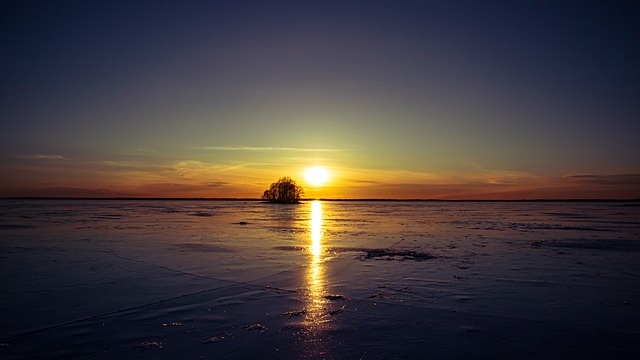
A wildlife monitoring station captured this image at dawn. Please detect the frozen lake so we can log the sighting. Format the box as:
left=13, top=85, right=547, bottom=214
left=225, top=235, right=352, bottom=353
left=1, top=199, right=639, bottom=359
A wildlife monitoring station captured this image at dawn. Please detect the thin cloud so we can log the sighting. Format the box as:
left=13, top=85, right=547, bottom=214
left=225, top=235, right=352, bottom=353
left=197, top=146, right=343, bottom=152
left=173, top=160, right=254, bottom=174
left=565, top=174, right=640, bottom=185
left=14, top=186, right=127, bottom=198
left=208, top=181, right=229, bottom=187
left=134, top=148, right=158, bottom=153
left=346, top=179, right=383, bottom=185
left=17, top=154, right=67, bottom=160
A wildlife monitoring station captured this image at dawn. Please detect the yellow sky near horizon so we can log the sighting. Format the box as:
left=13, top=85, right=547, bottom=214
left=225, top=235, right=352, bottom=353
left=2, top=150, right=638, bottom=199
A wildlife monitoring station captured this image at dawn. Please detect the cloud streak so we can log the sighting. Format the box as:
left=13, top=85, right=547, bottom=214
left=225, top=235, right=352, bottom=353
left=16, top=154, right=67, bottom=160
left=564, top=174, right=640, bottom=185
left=197, top=146, right=343, bottom=152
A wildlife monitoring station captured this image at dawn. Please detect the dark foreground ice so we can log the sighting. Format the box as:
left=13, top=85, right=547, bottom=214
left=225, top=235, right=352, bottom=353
left=1, top=200, right=639, bottom=359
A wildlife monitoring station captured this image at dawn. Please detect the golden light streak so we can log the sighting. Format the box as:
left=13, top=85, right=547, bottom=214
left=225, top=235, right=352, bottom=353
left=310, top=200, right=323, bottom=256
left=306, top=200, right=326, bottom=327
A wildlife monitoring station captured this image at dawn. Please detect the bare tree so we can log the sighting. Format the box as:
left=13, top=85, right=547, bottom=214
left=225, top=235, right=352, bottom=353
left=262, top=177, right=304, bottom=204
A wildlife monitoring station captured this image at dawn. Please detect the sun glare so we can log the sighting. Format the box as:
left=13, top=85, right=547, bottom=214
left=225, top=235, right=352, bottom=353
left=305, top=166, right=329, bottom=186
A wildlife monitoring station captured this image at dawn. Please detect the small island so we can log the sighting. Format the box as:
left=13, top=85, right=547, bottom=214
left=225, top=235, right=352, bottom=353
left=262, top=177, right=304, bottom=204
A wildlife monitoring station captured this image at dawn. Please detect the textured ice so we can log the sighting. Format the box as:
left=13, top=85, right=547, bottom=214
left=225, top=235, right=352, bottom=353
left=0, top=199, right=639, bottom=359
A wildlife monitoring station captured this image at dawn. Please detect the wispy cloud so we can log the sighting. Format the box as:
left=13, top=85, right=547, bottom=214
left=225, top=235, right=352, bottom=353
left=8, top=186, right=128, bottom=198
left=347, top=179, right=384, bottom=185
left=208, top=181, right=230, bottom=187
left=197, top=146, right=343, bottom=152
left=134, top=148, right=158, bottom=153
left=565, top=174, right=640, bottom=185
left=173, top=160, right=257, bottom=175
left=17, top=154, right=67, bottom=160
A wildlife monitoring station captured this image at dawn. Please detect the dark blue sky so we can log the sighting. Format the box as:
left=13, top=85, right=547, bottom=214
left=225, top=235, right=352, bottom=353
left=1, top=1, right=639, bottom=198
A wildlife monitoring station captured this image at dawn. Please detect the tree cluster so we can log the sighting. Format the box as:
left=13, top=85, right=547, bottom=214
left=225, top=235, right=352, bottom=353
left=262, top=177, right=304, bottom=204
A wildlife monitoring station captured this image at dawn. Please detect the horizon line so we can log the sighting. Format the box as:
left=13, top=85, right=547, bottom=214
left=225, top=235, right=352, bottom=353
left=2, top=197, right=639, bottom=203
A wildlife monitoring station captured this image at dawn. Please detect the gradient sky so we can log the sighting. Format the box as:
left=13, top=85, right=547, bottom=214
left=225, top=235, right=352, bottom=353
left=2, top=0, right=639, bottom=199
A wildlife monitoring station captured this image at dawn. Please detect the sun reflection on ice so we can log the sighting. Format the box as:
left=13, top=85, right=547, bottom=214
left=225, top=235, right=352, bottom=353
left=306, top=200, right=327, bottom=327
left=300, top=200, right=345, bottom=358
left=310, top=200, right=323, bottom=257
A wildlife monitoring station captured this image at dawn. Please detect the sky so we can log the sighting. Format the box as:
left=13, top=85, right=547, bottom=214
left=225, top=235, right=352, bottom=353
left=1, top=0, right=639, bottom=199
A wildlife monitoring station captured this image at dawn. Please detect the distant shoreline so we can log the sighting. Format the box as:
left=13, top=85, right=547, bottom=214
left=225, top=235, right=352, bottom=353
left=2, top=197, right=639, bottom=203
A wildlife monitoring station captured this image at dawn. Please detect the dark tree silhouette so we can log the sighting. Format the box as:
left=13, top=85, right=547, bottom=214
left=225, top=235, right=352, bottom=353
left=262, top=177, right=304, bottom=204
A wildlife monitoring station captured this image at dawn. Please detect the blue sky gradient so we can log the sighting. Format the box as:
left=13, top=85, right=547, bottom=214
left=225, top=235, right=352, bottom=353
left=2, top=1, right=639, bottom=198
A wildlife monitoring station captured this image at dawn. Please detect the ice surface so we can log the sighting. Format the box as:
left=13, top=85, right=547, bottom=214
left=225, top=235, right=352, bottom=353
left=1, top=200, right=639, bottom=359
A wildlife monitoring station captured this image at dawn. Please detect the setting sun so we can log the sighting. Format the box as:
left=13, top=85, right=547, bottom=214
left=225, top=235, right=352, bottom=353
left=305, top=166, right=329, bottom=186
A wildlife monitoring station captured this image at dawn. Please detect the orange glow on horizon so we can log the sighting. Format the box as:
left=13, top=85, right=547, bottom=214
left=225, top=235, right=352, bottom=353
left=2, top=158, right=638, bottom=200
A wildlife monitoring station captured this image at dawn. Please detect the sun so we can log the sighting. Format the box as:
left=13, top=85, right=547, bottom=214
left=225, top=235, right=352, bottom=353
left=305, top=166, right=329, bottom=186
